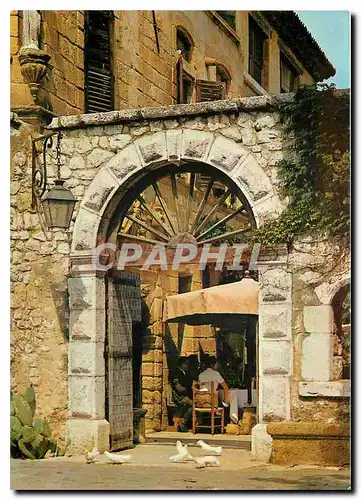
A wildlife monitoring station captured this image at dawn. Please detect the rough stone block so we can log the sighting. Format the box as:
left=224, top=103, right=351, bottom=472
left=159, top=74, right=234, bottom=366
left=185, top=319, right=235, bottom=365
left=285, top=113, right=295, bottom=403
left=259, top=267, right=292, bottom=304
left=68, top=341, right=105, bottom=376
left=142, top=376, right=162, bottom=391
left=237, top=154, right=272, bottom=202
left=67, top=418, right=110, bottom=454
left=108, top=134, right=132, bottom=152
left=253, top=194, right=285, bottom=227
left=259, top=376, right=289, bottom=422
left=303, top=305, right=334, bottom=334
left=82, top=167, right=118, bottom=214
left=87, top=148, right=114, bottom=169
left=259, top=304, right=291, bottom=339
left=298, top=380, right=350, bottom=398
left=207, top=135, right=248, bottom=172
left=68, top=276, right=105, bottom=311
left=135, top=131, right=167, bottom=165
left=71, top=207, right=100, bottom=252
left=106, top=143, right=143, bottom=180
left=69, top=307, right=105, bottom=342
left=251, top=423, right=272, bottom=462
left=181, top=129, right=213, bottom=161
left=261, top=341, right=292, bottom=375
left=165, top=129, right=182, bottom=161
left=301, top=333, right=333, bottom=381
left=69, top=375, right=105, bottom=418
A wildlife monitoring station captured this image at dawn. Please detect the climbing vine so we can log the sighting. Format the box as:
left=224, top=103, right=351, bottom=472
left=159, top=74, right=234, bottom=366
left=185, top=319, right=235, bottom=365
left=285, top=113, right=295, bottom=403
left=253, top=84, right=350, bottom=245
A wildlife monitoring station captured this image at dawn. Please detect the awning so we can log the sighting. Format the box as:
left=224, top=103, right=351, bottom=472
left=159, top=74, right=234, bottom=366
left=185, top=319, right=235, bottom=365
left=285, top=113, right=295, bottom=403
left=164, top=275, right=259, bottom=326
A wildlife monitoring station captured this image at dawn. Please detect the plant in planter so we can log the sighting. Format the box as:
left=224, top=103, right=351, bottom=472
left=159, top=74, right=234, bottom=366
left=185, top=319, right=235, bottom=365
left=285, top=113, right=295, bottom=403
left=10, top=385, right=57, bottom=459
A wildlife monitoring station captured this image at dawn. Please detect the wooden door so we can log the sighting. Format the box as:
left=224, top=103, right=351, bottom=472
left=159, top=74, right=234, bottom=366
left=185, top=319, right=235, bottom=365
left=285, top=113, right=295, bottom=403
left=106, top=271, right=141, bottom=451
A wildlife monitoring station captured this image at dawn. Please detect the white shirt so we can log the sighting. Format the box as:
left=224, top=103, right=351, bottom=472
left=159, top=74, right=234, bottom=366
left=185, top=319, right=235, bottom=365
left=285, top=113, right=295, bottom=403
left=198, top=368, right=224, bottom=392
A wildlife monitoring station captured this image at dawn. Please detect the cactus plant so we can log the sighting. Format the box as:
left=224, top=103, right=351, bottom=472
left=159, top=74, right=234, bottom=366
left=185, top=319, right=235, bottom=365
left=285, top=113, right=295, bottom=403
left=12, top=394, right=33, bottom=426
left=23, top=385, right=36, bottom=418
left=10, top=385, right=57, bottom=460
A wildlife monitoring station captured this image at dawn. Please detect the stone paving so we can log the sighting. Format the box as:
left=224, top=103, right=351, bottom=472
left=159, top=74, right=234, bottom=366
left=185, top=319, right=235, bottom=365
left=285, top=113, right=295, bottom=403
left=11, top=444, right=351, bottom=491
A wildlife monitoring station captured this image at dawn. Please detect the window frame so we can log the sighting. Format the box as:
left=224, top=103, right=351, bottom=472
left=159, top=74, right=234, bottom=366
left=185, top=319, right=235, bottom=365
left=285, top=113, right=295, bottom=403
left=84, top=10, right=114, bottom=113
left=248, top=15, right=267, bottom=86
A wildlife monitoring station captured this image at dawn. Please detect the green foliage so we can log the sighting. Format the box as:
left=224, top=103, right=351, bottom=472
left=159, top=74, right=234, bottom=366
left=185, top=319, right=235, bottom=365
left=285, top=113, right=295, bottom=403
left=10, top=385, right=57, bottom=460
left=254, top=84, right=350, bottom=245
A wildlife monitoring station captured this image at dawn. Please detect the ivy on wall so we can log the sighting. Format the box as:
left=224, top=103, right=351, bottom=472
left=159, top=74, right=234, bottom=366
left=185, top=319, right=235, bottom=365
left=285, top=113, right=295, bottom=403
left=253, top=84, right=350, bottom=245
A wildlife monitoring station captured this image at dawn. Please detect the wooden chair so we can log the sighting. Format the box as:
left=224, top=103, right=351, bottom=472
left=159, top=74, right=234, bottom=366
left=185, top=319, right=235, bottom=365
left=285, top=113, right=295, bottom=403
left=192, top=381, right=225, bottom=435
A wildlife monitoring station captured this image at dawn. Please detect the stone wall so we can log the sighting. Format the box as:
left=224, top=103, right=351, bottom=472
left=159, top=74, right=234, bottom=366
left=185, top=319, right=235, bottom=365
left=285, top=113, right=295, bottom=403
left=10, top=96, right=349, bottom=450
left=10, top=116, right=69, bottom=450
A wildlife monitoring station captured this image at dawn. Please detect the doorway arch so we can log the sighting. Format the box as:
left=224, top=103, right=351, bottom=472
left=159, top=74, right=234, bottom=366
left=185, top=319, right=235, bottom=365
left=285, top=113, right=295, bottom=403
left=67, top=128, right=291, bottom=453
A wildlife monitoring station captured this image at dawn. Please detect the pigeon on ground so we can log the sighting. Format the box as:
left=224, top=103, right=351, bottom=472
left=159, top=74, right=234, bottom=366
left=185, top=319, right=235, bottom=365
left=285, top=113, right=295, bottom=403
left=104, top=451, right=131, bottom=464
left=85, top=447, right=100, bottom=464
left=196, top=440, right=222, bottom=455
left=195, top=456, right=221, bottom=468
left=170, top=441, right=194, bottom=462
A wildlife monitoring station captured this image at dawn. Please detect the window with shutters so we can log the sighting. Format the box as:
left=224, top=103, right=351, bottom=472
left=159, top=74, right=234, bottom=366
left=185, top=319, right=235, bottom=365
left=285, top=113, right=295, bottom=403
left=84, top=10, right=114, bottom=113
left=176, top=27, right=193, bottom=63
left=195, top=80, right=224, bottom=102
left=176, top=57, right=194, bottom=104
left=248, top=16, right=266, bottom=86
left=280, top=55, right=298, bottom=93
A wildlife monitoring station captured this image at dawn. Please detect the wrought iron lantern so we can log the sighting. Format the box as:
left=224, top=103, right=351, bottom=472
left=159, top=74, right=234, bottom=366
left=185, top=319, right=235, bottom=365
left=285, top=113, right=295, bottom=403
left=32, top=131, right=76, bottom=229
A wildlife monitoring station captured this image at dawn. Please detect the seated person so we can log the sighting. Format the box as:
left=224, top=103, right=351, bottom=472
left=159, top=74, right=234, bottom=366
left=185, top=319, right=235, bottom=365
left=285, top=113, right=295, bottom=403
left=170, top=356, right=193, bottom=432
left=198, top=356, right=229, bottom=407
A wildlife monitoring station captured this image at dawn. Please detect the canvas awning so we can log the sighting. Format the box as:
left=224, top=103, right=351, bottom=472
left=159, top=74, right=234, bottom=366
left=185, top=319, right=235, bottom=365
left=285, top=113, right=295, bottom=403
left=164, top=275, right=259, bottom=326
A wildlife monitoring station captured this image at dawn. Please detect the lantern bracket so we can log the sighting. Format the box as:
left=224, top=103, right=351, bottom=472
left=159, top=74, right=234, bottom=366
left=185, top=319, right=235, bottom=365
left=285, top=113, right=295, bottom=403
left=31, top=131, right=62, bottom=209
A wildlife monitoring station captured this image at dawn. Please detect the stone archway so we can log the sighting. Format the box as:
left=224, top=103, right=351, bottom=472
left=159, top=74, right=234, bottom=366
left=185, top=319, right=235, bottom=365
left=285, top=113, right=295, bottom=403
left=67, top=129, right=292, bottom=454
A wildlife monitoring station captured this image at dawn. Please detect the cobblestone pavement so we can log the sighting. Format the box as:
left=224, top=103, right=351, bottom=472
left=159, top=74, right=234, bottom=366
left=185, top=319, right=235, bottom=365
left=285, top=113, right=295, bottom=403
left=11, top=445, right=351, bottom=491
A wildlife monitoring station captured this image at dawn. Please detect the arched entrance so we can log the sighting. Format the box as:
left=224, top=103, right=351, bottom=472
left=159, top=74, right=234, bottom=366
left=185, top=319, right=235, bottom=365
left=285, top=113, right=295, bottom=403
left=67, top=129, right=292, bottom=454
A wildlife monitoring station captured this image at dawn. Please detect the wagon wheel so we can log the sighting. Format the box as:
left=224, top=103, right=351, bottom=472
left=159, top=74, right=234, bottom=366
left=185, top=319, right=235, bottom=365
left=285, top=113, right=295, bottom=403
left=116, top=169, right=254, bottom=248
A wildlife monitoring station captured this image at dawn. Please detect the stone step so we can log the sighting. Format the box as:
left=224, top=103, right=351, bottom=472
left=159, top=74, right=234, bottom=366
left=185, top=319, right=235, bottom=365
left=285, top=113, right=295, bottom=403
left=143, top=432, right=252, bottom=450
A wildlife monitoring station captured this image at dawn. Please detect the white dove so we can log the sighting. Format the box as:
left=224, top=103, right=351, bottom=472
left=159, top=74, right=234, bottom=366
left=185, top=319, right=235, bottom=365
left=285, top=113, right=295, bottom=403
left=104, top=451, right=131, bottom=464
left=195, top=456, right=220, bottom=468
left=170, top=441, right=194, bottom=462
left=196, top=440, right=222, bottom=455
left=85, top=447, right=100, bottom=464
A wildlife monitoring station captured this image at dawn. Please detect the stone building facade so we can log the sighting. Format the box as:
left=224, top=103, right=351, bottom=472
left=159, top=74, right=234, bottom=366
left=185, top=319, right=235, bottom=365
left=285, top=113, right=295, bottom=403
left=11, top=10, right=349, bottom=462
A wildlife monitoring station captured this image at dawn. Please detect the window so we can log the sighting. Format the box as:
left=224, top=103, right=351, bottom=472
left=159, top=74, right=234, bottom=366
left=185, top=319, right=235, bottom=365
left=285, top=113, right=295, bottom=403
left=176, top=57, right=194, bottom=104
left=216, top=11, right=236, bottom=31
left=178, top=274, right=192, bottom=294
left=248, top=16, right=266, bottom=85
left=84, top=11, right=114, bottom=113
left=176, top=27, right=193, bottom=63
left=280, top=55, right=298, bottom=93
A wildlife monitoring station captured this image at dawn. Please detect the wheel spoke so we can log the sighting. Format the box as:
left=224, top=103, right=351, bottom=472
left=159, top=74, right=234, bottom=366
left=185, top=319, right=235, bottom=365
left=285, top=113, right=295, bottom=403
left=136, top=194, right=173, bottom=237
left=190, top=178, right=214, bottom=233
left=123, top=214, right=169, bottom=242
left=194, top=187, right=232, bottom=237
left=197, top=225, right=252, bottom=245
left=196, top=205, right=245, bottom=241
left=184, top=172, right=196, bottom=233
left=152, top=182, right=176, bottom=235
left=118, top=232, right=167, bottom=246
left=171, top=173, right=180, bottom=232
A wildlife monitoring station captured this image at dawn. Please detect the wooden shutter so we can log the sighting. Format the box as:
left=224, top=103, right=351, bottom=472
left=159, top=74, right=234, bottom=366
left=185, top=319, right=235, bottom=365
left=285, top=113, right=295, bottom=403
left=195, top=80, right=225, bottom=102
left=84, top=11, right=114, bottom=113
left=106, top=271, right=141, bottom=451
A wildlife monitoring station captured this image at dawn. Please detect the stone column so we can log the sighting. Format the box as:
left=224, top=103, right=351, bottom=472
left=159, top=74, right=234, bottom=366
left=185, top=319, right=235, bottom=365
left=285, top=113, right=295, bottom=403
left=252, top=246, right=293, bottom=461
left=67, top=258, right=109, bottom=453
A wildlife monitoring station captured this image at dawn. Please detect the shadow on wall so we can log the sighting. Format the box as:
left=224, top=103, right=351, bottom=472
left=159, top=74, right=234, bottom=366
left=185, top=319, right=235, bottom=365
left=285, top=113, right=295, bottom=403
left=51, top=282, right=70, bottom=343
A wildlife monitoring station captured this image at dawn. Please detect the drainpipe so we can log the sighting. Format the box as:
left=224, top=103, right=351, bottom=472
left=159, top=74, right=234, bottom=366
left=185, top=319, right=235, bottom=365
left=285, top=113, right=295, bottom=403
left=152, top=11, right=160, bottom=54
